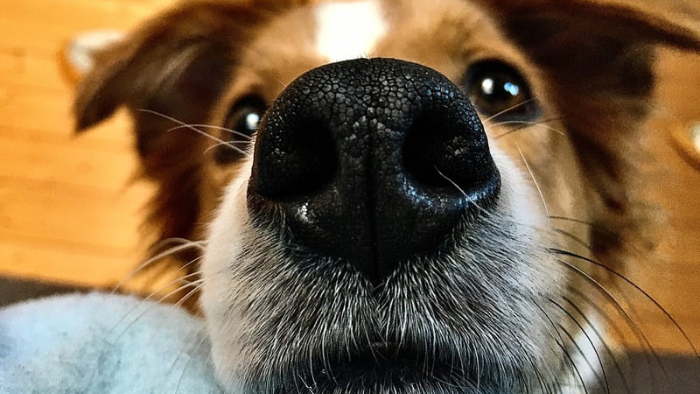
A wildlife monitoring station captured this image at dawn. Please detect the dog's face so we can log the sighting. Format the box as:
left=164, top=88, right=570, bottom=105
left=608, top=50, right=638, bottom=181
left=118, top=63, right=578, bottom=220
left=203, top=3, right=572, bottom=392
left=74, top=0, right=700, bottom=393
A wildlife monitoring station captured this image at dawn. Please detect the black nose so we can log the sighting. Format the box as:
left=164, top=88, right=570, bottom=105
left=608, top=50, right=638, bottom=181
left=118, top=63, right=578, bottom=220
left=248, top=58, right=500, bottom=284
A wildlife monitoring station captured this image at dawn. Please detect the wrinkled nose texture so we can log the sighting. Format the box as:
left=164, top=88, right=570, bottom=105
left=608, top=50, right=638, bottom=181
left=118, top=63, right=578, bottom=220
left=248, top=58, right=500, bottom=284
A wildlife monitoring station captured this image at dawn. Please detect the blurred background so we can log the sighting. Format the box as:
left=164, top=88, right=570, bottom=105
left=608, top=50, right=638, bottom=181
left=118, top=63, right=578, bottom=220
left=0, top=0, right=699, bottom=366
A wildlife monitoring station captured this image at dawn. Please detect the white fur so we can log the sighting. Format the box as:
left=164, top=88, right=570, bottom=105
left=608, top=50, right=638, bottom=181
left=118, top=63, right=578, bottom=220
left=314, top=0, right=388, bottom=62
left=566, top=317, right=608, bottom=393
left=66, top=30, right=124, bottom=75
left=202, top=155, right=255, bottom=392
left=201, top=139, right=566, bottom=393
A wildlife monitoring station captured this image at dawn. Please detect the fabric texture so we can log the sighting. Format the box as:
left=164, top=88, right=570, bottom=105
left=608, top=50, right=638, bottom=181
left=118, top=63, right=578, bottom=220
left=0, top=293, right=222, bottom=394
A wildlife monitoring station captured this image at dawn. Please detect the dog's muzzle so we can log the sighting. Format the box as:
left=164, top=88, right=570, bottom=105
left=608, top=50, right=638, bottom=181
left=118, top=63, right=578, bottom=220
left=248, top=58, right=500, bottom=284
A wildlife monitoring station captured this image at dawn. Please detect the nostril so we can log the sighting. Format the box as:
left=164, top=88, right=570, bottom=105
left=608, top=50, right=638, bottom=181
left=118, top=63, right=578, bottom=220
left=248, top=58, right=501, bottom=284
left=403, top=102, right=496, bottom=195
left=253, top=117, right=337, bottom=200
left=403, top=110, right=456, bottom=190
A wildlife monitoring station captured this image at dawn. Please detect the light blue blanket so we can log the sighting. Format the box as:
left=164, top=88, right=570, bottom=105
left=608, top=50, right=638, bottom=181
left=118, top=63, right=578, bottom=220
left=0, top=293, right=223, bottom=394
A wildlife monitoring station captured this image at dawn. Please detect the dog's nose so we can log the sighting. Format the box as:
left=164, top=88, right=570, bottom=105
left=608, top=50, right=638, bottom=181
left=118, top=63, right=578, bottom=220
left=248, top=58, right=500, bottom=284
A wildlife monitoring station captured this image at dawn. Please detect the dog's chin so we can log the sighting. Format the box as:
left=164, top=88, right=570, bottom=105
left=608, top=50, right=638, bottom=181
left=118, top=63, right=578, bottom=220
left=280, top=372, right=503, bottom=394
left=281, top=344, right=516, bottom=394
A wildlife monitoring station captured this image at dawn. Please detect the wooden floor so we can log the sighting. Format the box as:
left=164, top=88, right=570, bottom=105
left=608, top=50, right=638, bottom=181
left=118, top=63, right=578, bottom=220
left=1, top=0, right=699, bottom=354
left=0, top=0, right=172, bottom=285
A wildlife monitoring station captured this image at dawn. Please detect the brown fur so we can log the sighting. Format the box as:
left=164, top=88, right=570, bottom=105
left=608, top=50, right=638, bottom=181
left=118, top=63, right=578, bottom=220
left=75, top=0, right=308, bottom=268
left=480, top=0, right=700, bottom=258
left=75, top=0, right=700, bottom=295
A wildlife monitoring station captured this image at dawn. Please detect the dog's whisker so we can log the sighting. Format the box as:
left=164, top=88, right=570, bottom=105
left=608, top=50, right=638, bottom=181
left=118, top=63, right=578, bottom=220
left=306, top=345, right=320, bottom=391
left=204, top=140, right=254, bottom=156
left=548, top=216, right=626, bottom=240
left=427, top=319, right=439, bottom=376
left=531, top=365, right=555, bottom=394
left=167, top=123, right=253, bottom=140
left=137, top=109, right=248, bottom=155
left=484, top=98, right=539, bottom=122
left=446, top=329, right=467, bottom=386
left=549, top=216, right=646, bottom=256
left=562, top=296, right=633, bottom=394
left=106, top=263, right=203, bottom=337
left=529, top=305, right=563, bottom=394
left=435, top=167, right=571, bottom=252
left=533, top=302, right=588, bottom=394
left=568, top=285, right=647, bottom=391
left=555, top=322, right=599, bottom=394
left=112, top=239, right=205, bottom=294
left=435, top=167, right=467, bottom=196
left=44, top=0, right=700, bottom=392
left=553, top=248, right=700, bottom=359
left=294, top=372, right=313, bottom=394
left=160, top=324, right=205, bottom=391
left=108, top=273, right=204, bottom=342
left=494, top=119, right=567, bottom=139
left=549, top=299, right=609, bottom=394
left=127, top=279, right=206, bottom=376
left=516, top=142, right=550, bottom=217
left=272, top=77, right=288, bottom=90
left=553, top=229, right=594, bottom=255
left=173, top=280, right=205, bottom=309
left=318, top=325, right=331, bottom=385
left=553, top=256, right=667, bottom=378
left=146, top=264, right=204, bottom=302
left=171, top=326, right=210, bottom=394
left=150, top=237, right=208, bottom=252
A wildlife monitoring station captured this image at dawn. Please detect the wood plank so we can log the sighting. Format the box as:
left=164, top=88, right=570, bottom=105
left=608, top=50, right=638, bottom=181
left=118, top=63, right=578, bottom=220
left=0, top=177, right=150, bottom=252
left=0, top=86, right=134, bottom=149
left=0, top=135, right=138, bottom=192
left=0, top=0, right=171, bottom=53
left=0, top=237, right=140, bottom=286
left=0, top=0, right=167, bottom=289
left=2, top=124, right=134, bottom=154
left=0, top=48, right=72, bottom=92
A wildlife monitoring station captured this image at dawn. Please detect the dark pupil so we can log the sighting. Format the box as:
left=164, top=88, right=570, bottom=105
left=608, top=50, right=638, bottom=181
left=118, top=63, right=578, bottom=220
left=465, top=60, right=539, bottom=122
left=235, top=109, right=261, bottom=135
left=214, top=104, right=263, bottom=165
left=476, top=73, right=522, bottom=109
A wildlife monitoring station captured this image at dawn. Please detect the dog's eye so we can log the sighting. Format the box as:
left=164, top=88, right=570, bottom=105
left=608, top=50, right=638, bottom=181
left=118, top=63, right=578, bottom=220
left=465, top=60, right=540, bottom=121
left=215, top=96, right=267, bottom=164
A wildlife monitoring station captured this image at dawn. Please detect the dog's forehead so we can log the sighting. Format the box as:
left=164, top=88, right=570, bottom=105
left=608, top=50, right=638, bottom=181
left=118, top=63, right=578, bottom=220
left=311, top=0, right=512, bottom=65
left=207, top=0, right=552, bottom=207
left=232, top=0, right=527, bottom=96
left=314, top=0, right=388, bottom=63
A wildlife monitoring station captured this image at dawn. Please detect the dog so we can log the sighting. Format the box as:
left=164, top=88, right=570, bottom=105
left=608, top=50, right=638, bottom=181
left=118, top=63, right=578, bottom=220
left=72, top=0, right=700, bottom=392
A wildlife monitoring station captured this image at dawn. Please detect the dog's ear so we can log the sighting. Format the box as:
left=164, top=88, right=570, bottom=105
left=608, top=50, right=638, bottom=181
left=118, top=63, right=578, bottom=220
left=483, top=0, right=700, bottom=48
left=481, top=0, right=700, bottom=255
left=74, top=0, right=290, bottom=157
left=73, top=0, right=301, bottom=263
left=480, top=0, right=700, bottom=128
